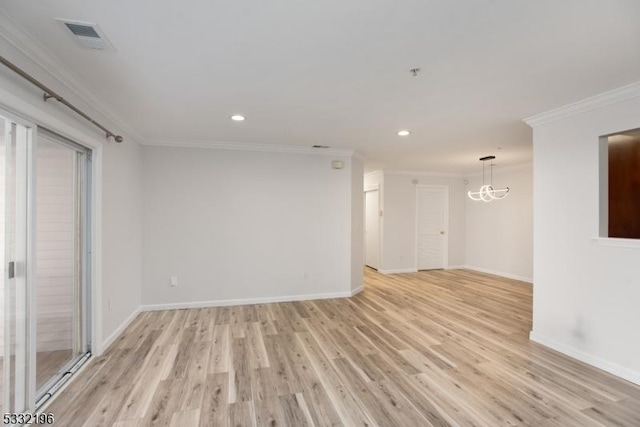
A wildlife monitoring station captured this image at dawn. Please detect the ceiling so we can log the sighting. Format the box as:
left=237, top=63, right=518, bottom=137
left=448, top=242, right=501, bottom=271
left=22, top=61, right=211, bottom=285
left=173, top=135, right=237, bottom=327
left=2, top=1, right=640, bottom=173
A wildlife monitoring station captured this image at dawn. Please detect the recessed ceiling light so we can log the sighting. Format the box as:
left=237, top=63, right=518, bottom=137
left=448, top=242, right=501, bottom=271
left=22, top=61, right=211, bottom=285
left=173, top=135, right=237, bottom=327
left=397, top=130, right=410, bottom=136
left=230, top=115, right=245, bottom=121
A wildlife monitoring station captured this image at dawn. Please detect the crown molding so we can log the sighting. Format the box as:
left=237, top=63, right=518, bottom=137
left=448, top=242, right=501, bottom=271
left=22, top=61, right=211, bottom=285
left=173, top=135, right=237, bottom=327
left=351, top=151, right=366, bottom=162
left=0, top=10, right=144, bottom=143
left=143, top=138, right=358, bottom=157
left=524, top=81, right=640, bottom=128
left=464, top=161, right=533, bottom=178
left=383, top=169, right=463, bottom=178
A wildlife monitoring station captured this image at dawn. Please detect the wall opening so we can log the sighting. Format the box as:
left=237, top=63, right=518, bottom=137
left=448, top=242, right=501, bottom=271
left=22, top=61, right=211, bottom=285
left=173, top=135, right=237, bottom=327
left=600, top=128, right=640, bottom=239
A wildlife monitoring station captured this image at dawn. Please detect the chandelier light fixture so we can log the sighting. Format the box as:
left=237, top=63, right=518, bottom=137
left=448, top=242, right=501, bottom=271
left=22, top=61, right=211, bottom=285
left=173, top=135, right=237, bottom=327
left=467, top=155, right=510, bottom=202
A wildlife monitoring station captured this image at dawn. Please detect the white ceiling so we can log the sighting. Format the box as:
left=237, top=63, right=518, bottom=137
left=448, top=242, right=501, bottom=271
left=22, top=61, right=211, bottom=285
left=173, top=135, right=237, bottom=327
left=2, top=0, right=640, bottom=173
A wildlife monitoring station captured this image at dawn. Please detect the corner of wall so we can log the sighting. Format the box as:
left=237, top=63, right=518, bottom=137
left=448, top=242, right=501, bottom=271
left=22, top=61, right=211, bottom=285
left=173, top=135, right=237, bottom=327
left=529, top=331, right=640, bottom=386
left=351, top=156, right=365, bottom=292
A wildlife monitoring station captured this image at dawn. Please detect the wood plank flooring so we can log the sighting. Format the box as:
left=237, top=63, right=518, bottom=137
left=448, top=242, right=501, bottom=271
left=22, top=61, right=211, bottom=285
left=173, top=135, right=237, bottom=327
left=1, top=349, right=72, bottom=413
left=46, top=269, right=640, bottom=426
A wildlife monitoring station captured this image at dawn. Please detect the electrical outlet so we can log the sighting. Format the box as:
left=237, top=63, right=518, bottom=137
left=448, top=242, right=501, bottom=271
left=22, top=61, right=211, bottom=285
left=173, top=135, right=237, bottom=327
left=170, top=275, right=179, bottom=287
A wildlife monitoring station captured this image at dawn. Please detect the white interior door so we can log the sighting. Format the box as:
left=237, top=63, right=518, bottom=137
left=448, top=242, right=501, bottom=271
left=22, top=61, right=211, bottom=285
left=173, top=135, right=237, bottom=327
left=417, top=186, right=448, bottom=270
left=365, top=189, right=380, bottom=270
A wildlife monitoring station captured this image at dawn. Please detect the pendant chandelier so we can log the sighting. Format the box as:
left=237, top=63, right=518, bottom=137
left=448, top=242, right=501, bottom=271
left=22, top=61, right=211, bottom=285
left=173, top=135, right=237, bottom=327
left=467, top=155, right=510, bottom=202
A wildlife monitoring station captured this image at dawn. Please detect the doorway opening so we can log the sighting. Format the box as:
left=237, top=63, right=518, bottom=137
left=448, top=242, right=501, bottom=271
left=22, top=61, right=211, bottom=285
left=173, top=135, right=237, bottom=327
left=364, top=189, right=380, bottom=270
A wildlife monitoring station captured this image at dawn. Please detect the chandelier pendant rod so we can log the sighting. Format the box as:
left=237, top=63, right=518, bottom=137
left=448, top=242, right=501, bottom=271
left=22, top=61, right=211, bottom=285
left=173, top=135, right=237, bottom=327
left=467, top=155, right=510, bottom=202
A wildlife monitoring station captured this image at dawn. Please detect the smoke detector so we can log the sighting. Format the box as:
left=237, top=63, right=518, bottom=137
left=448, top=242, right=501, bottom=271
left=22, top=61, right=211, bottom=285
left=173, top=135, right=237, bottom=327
left=56, top=19, right=115, bottom=51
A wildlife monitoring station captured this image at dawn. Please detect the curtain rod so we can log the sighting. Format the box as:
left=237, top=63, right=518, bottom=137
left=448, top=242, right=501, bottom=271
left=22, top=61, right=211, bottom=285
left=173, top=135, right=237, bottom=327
left=0, top=54, right=123, bottom=143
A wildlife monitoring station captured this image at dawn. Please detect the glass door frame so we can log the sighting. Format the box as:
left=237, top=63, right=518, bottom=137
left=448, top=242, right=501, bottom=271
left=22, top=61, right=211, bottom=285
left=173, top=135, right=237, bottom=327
left=2, top=110, right=38, bottom=414
left=1, top=107, right=94, bottom=413
left=34, top=128, right=93, bottom=404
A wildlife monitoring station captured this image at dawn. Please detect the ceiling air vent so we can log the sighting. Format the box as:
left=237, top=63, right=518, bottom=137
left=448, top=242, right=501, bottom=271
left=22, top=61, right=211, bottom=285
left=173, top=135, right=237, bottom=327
left=56, top=19, right=115, bottom=51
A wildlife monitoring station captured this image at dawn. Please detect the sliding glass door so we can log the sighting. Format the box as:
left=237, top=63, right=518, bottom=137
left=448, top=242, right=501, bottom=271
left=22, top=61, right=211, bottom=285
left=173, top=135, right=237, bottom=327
left=34, top=129, right=91, bottom=401
left=1, top=112, right=92, bottom=415
left=2, top=115, right=34, bottom=415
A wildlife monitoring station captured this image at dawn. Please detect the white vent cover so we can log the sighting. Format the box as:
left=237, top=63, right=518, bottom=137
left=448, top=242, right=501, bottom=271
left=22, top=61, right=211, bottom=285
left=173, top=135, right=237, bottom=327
left=56, top=19, right=115, bottom=51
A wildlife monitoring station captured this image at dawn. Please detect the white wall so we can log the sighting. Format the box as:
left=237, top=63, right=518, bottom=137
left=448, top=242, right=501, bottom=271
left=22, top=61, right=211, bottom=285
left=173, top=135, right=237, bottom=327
left=464, top=164, right=533, bottom=282
left=141, top=146, right=360, bottom=307
left=363, top=171, right=466, bottom=273
left=0, top=35, right=143, bottom=353
left=528, top=85, right=640, bottom=385
left=99, top=134, right=142, bottom=346
left=350, top=157, right=364, bottom=292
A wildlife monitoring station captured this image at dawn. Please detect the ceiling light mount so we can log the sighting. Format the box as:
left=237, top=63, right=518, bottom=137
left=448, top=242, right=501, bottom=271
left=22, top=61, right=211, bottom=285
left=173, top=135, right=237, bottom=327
left=397, top=130, right=410, bottom=136
left=467, top=155, right=510, bottom=202
left=230, top=114, right=245, bottom=121
left=409, top=68, right=421, bottom=77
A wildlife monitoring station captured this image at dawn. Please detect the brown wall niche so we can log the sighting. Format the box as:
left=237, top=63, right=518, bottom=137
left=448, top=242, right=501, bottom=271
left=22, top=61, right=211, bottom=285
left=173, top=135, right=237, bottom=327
left=608, top=131, right=640, bottom=238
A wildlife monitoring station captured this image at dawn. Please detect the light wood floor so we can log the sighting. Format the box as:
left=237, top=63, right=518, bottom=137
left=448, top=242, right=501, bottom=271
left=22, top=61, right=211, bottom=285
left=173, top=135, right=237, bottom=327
left=36, top=349, right=74, bottom=390
left=47, top=269, right=640, bottom=426
left=1, top=349, right=72, bottom=413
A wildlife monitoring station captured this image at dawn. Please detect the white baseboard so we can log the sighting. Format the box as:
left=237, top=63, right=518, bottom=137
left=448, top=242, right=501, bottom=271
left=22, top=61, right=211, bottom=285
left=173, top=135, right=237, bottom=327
left=446, top=265, right=466, bottom=270
left=101, top=288, right=363, bottom=352
left=462, top=265, right=533, bottom=283
left=100, top=306, right=141, bottom=353
left=378, top=268, right=418, bottom=274
left=529, top=331, right=640, bottom=386
left=140, top=290, right=355, bottom=312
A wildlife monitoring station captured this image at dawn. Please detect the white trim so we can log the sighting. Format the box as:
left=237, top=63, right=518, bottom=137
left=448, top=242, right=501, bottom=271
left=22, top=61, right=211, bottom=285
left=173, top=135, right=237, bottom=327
left=143, top=139, right=358, bottom=157
left=350, top=285, right=364, bottom=296
left=364, top=170, right=384, bottom=180
left=0, top=87, right=107, bottom=359
left=364, top=187, right=381, bottom=270
left=0, top=90, right=107, bottom=151
left=524, top=80, right=640, bottom=128
left=102, top=285, right=364, bottom=350
left=529, top=332, right=640, bottom=386
left=463, top=265, right=533, bottom=283
left=89, top=146, right=103, bottom=356
left=445, top=265, right=466, bottom=270
left=0, top=11, right=143, bottom=142
left=591, top=237, right=640, bottom=249
left=378, top=268, right=418, bottom=274
left=384, top=169, right=462, bottom=178
left=100, top=306, right=141, bottom=352
left=140, top=290, right=355, bottom=312
left=352, top=151, right=366, bottom=162
left=464, top=162, right=533, bottom=178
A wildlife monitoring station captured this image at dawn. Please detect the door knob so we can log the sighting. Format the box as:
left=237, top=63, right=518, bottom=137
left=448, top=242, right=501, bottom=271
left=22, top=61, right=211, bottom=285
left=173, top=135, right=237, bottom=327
left=440, top=231, right=445, bottom=235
